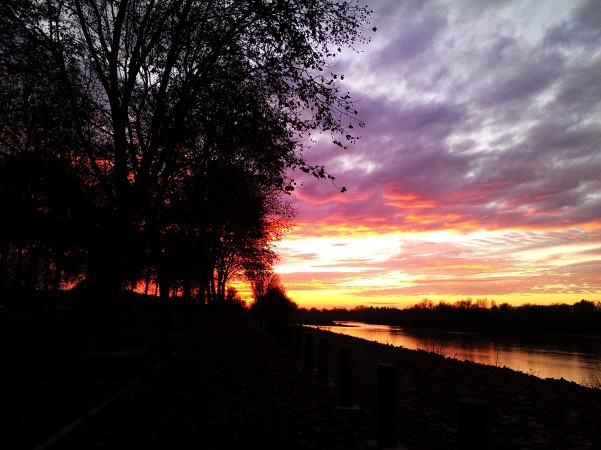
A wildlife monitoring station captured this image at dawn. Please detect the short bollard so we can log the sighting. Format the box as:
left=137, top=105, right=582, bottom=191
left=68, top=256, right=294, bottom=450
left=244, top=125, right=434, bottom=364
left=304, top=332, right=314, bottom=370
left=377, top=364, right=397, bottom=449
left=287, top=325, right=296, bottom=354
left=278, top=322, right=287, bottom=347
left=458, top=398, right=491, bottom=450
left=1, top=351, right=8, bottom=398
left=294, top=327, right=304, bottom=360
left=318, top=338, right=330, bottom=384
left=339, top=347, right=353, bottom=407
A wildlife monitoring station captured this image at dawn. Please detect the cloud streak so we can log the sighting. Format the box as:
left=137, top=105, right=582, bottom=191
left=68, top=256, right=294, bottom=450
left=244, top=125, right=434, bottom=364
left=275, top=0, right=601, bottom=308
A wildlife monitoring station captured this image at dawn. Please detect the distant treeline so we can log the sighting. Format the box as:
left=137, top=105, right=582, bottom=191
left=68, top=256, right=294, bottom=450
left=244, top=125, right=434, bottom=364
left=297, top=299, right=601, bottom=336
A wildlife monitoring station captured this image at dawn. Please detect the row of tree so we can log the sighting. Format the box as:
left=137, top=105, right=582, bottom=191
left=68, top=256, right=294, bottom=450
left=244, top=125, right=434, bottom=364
left=298, top=299, right=601, bottom=336
left=0, top=0, right=373, bottom=347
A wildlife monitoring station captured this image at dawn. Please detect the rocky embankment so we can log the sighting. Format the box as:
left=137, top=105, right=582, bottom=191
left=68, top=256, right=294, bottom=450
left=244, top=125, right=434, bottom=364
left=296, top=325, right=601, bottom=449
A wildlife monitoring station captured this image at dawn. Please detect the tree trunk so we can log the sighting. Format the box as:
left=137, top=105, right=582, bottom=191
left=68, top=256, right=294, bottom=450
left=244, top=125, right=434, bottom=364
left=42, top=247, right=51, bottom=316
left=182, top=268, right=193, bottom=325
left=23, top=246, right=39, bottom=310
left=46, top=245, right=63, bottom=319
left=0, top=242, right=7, bottom=289
left=157, top=262, right=174, bottom=333
left=90, top=218, right=125, bottom=351
left=12, top=245, right=24, bottom=310
left=210, top=277, right=218, bottom=315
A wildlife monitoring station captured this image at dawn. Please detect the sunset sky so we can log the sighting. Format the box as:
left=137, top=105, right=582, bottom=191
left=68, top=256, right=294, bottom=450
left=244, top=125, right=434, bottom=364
left=270, top=0, right=601, bottom=310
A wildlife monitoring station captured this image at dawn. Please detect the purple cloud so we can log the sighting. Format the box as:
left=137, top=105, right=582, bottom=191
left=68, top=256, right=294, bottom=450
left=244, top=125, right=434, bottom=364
left=276, top=0, right=601, bottom=306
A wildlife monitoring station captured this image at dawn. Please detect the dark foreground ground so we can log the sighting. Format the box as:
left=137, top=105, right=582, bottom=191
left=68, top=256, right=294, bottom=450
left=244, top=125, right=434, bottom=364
left=1, top=312, right=600, bottom=449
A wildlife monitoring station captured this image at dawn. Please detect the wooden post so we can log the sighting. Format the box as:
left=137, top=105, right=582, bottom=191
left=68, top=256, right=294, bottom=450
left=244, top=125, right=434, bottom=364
left=0, top=351, right=7, bottom=398
left=295, top=327, right=303, bottom=360
left=339, top=347, right=353, bottom=407
left=277, top=321, right=287, bottom=346
left=287, top=325, right=296, bottom=354
left=304, top=332, right=314, bottom=370
left=378, top=364, right=397, bottom=448
left=458, top=398, right=491, bottom=450
left=318, top=338, right=330, bottom=384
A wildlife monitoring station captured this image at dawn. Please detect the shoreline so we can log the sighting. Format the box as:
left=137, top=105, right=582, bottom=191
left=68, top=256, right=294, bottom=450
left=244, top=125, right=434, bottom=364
left=302, top=318, right=601, bottom=341
left=304, top=322, right=601, bottom=388
left=292, top=324, right=601, bottom=449
left=303, top=320, right=601, bottom=386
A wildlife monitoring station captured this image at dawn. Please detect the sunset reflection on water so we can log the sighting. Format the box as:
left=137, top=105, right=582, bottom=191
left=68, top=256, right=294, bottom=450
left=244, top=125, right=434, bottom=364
left=308, top=321, right=601, bottom=386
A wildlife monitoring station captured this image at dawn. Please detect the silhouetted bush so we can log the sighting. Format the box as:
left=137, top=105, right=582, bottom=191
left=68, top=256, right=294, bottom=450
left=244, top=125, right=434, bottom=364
left=252, top=286, right=298, bottom=324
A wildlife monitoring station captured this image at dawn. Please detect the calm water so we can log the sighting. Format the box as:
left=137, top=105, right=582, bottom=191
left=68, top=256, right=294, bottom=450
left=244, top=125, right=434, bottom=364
left=308, top=321, right=601, bottom=386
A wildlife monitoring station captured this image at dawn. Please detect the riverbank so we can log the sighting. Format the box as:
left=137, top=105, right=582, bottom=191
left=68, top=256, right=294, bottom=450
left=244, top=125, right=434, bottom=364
left=307, top=320, right=601, bottom=385
left=301, top=325, right=601, bottom=449
left=1, top=313, right=600, bottom=449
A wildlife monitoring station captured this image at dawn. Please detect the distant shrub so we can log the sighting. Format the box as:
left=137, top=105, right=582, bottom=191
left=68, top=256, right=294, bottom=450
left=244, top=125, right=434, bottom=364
left=252, top=286, right=298, bottom=324
left=297, top=299, right=601, bottom=336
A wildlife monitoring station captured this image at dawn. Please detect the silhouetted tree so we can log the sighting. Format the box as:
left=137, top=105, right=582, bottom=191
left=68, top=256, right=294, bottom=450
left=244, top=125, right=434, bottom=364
left=298, top=300, right=601, bottom=336
left=0, top=151, right=88, bottom=312
left=221, top=287, right=247, bottom=317
left=0, top=9, right=92, bottom=313
left=3, top=1, right=373, bottom=345
left=251, top=273, right=298, bottom=324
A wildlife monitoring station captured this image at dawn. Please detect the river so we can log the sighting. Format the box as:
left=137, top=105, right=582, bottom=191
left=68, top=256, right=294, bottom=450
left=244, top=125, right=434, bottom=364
left=307, top=321, right=601, bottom=386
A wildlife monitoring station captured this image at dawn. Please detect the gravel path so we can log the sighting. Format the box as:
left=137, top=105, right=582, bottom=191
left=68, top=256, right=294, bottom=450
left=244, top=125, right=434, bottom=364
left=1, top=315, right=371, bottom=449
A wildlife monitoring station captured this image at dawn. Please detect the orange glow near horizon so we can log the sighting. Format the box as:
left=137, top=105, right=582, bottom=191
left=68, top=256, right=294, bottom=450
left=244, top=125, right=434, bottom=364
left=272, top=222, right=601, bottom=310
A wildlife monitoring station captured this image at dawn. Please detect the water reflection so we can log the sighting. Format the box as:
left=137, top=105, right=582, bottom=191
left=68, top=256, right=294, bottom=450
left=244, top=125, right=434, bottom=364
left=308, top=321, right=601, bottom=385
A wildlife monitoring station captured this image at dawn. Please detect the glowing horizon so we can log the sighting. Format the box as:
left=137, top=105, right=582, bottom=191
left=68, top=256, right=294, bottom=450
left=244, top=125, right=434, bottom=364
left=272, top=223, right=600, bottom=309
